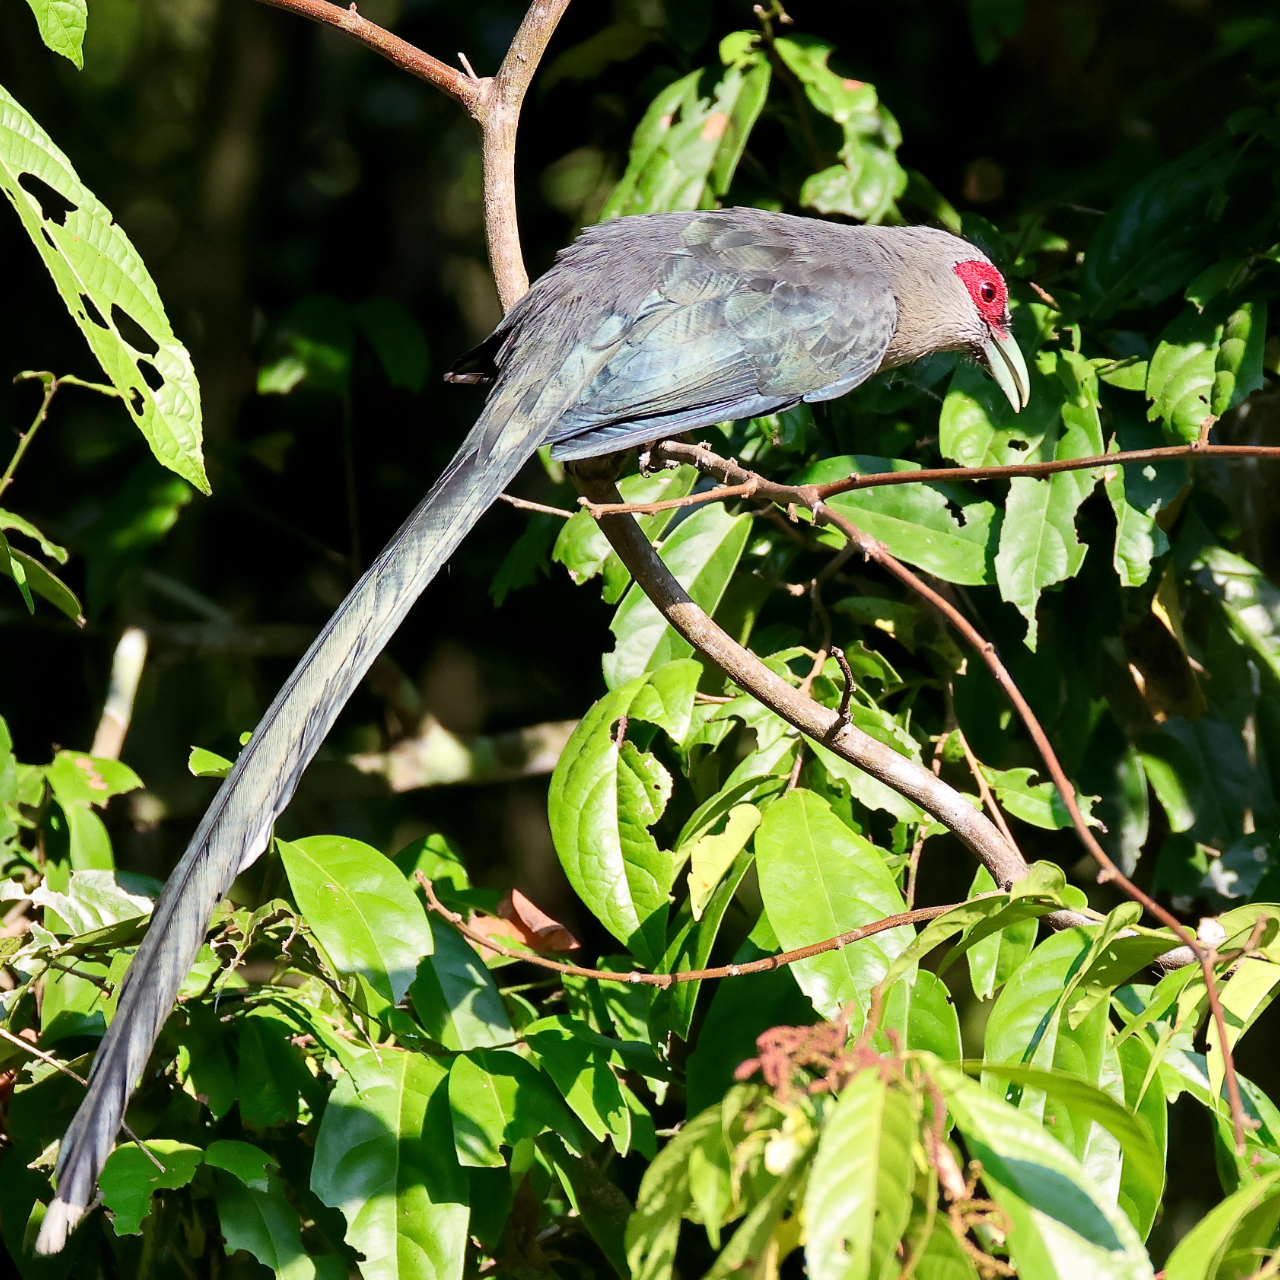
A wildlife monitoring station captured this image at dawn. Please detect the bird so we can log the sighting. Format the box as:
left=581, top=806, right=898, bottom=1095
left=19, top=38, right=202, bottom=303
left=36, top=205, right=1028, bottom=1253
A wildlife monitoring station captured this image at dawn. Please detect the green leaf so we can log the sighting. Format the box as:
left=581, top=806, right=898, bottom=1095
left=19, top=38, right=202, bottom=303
left=490, top=510, right=559, bottom=606
left=188, top=746, right=233, bottom=778
left=45, top=751, right=141, bottom=808
left=278, top=836, right=433, bottom=1004
left=626, top=1106, right=724, bottom=1280
left=883, top=970, right=962, bottom=1061
left=1212, top=299, right=1266, bottom=413
left=939, top=353, right=1058, bottom=469
left=978, top=763, right=1098, bottom=831
left=354, top=296, right=430, bottom=393
left=448, top=1049, right=582, bottom=1167
left=0, top=86, right=207, bottom=490
left=705, top=1146, right=812, bottom=1280
left=974, top=1063, right=1163, bottom=1214
left=0, top=526, right=32, bottom=613
left=965, top=866, right=1037, bottom=1001
left=0, top=508, right=66, bottom=564
left=600, top=33, right=769, bottom=219
left=524, top=1016, right=632, bottom=1154
left=1162, top=1172, right=1280, bottom=1280
left=802, top=455, right=1001, bottom=586
left=30, top=869, right=152, bottom=934
left=0, top=544, right=82, bottom=623
left=22, top=0, right=86, bottom=68
left=774, top=35, right=907, bottom=224
left=603, top=504, right=751, bottom=688
left=99, top=1140, right=203, bottom=1236
left=1188, top=542, right=1280, bottom=688
left=1145, top=303, right=1224, bottom=443
left=205, top=1139, right=276, bottom=1193
left=1205, top=957, right=1280, bottom=1110
left=1081, top=138, right=1238, bottom=318
left=409, top=917, right=513, bottom=1051
left=754, top=789, right=912, bottom=1023
left=548, top=662, right=699, bottom=965
left=805, top=1070, right=916, bottom=1280
left=936, top=1065, right=1154, bottom=1279
left=216, top=1170, right=323, bottom=1280
left=311, top=1049, right=469, bottom=1280
left=236, top=1008, right=313, bottom=1130
left=1104, top=417, right=1188, bottom=589
left=1115, top=1035, right=1167, bottom=1241
left=685, top=803, right=760, bottom=920
left=994, top=351, right=1106, bottom=648
left=553, top=466, right=697, bottom=599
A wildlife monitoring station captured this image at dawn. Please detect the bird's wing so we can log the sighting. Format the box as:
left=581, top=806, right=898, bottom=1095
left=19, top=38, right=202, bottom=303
left=545, top=211, right=897, bottom=459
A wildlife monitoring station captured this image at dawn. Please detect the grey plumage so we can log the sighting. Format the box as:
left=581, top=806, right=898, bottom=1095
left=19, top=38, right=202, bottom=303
left=38, top=207, right=1024, bottom=1254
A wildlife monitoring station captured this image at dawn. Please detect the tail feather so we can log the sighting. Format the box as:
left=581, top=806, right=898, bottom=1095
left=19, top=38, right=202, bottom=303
left=36, top=416, right=541, bottom=1255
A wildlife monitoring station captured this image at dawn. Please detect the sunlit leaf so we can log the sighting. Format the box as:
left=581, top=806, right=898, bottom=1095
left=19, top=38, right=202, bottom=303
left=278, top=835, right=433, bottom=1004
left=0, top=85, right=206, bottom=490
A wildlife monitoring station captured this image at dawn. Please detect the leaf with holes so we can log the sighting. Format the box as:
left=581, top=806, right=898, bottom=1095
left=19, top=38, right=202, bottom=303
left=804, top=1070, right=917, bottom=1280
left=0, top=84, right=206, bottom=491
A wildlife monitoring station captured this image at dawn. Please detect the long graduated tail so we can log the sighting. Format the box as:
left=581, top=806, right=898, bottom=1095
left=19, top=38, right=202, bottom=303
left=37, top=413, right=542, bottom=1254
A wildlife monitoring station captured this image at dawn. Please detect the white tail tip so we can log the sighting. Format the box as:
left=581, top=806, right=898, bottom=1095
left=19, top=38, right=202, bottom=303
left=35, top=1197, right=81, bottom=1255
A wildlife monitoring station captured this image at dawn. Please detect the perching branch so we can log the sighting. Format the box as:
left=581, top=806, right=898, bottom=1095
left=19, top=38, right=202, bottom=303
left=567, top=454, right=1048, bottom=904
left=418, top=871, right=957, bottom=987
left=254, top=0, right=572, bottom=308
left=651, top=439, right=1244, bottom=1145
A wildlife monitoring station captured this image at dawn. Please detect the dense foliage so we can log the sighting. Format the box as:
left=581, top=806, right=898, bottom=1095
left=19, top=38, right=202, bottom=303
left=4, top=1, right=1280, bottom=1278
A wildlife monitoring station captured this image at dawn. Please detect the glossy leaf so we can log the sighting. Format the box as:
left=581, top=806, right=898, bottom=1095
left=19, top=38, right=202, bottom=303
left=1162, top=1172, right=1280, bottom=1280
left=448, top=1049, right=581, bottom=1167
left=409, top=917, right=513, bottom=1051
left=603, top=503, right=751, bottom=688
left=805, top=1070, right=916, bottom=1280
left=0, top=545, right=82, bottom=623
left=801, top=455, right=1001, bottom=586
left=937, top=1065, right=1154, bottom=1279
left=217, top=1170, right=321, bottom=1280
left=22, top=0, right=86, bottom=68
left=311, top=1049, right=469, bottom=1280
left=524, top=1015, right=632, bottom=1154
left=1081, top=138, right=1237, bottom=318
left=205, top=1139, right=277, bottom=1193
left=99, top=1140, right=203, bottom=1236
left=548, top=661, right=699, bottom=965
left=994, top=351, right=1106, bottom=649
left=601, top=33, right=769, bottom=219
left=965, top=866, right=1037, bottom=1001
left=755, top=788, right=912, bottom=1023
left=0, top=85, right=207, bottom=490
left=883, top=969, right=962, bottom=1061
left=279, top=836, right=433, bottom=1004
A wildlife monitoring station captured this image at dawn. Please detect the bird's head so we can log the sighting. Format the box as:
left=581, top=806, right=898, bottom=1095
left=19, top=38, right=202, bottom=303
left=866, top=226, right=1030, bottom=413
left=951, top=256, right=1030, bottom=413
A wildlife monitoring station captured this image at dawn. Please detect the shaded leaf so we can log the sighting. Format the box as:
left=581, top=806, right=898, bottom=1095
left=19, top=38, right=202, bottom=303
left=99, top=1140, right=202, bottom=1236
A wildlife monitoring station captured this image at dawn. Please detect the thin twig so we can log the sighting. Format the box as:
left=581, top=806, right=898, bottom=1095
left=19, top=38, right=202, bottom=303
left=254, top=0, right=484, bottom=113
left=418, top=872, right=953, bottom=986
left=580, top=477, right=759, bottom=517
left=658, top=438, right=1249, bottom=1150
left=0, top=1027, right=163, bottom=1170
left=955, top=728, right=1021, bottom=859
left=498, top=493, right=572, bottom=518
left=830, top=645, right=854, bottom=723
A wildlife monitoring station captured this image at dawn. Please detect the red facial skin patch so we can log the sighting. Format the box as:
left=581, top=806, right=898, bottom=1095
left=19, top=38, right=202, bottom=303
left=954, top=259, right=1009, bottom=329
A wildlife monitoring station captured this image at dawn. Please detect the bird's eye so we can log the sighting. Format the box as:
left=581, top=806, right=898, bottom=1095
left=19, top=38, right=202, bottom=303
left=980, top=282, right=996, bottom=303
